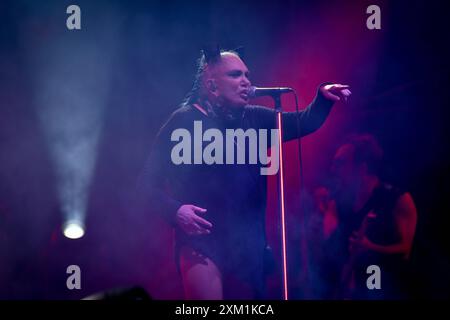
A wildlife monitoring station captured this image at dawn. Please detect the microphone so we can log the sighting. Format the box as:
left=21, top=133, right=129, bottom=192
left=248, top=86, right=293, bottom=98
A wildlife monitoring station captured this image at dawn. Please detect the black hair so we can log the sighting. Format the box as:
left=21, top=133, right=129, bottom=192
left=345, top=133, right=384, bottom=175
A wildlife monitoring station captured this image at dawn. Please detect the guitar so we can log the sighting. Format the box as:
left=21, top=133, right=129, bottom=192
left=335, top=210, right=377, bottom=299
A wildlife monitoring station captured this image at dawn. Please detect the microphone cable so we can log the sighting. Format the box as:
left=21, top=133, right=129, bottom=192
left=292, top=90, right=304, bottom=196
left=293, top=89, right=309, bottom=290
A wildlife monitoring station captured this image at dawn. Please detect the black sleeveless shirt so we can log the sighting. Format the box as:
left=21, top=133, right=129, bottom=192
left=338, top=183, right=410, bottom=299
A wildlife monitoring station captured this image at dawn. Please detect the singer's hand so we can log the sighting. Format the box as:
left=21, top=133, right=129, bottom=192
left=175, top=204, right=212, bottom=236
left=320, top=84, right=351, bottom=102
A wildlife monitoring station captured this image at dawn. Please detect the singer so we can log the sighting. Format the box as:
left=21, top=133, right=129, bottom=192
left=137, top=48, right=351, bottom=299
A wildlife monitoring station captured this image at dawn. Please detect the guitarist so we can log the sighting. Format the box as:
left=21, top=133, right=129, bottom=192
left=329, top=134, right=417, bottom=299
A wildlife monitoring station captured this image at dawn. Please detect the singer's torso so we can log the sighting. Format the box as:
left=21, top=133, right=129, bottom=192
left=158, top=104, right=272, bottom=282
left=145, top=90, right=333, bottom=284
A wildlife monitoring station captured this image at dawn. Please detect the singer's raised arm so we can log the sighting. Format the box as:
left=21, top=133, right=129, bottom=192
left=244, top=83, right=350, bottom=142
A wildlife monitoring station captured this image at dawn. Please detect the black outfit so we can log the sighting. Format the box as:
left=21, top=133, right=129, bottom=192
left=137, top=87, right=333, bottom=298
left=325, top=183, right=411, bottom=299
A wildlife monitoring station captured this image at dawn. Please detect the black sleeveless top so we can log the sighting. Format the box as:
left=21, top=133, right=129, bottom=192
left=338, top=183, right=410, bottom=299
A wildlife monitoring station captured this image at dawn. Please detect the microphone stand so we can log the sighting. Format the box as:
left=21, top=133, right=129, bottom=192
left=272, top=93, right=289, bottom=301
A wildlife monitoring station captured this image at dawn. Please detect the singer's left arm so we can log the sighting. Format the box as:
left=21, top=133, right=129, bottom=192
left=282, top=83, right=351, bottom=141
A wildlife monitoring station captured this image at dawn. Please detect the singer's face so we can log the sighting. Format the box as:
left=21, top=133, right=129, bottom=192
left=208, top=53, right=251, bottom=108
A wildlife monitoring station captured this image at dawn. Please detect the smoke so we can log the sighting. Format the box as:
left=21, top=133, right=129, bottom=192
left=23, top=3, right=121, bottom=235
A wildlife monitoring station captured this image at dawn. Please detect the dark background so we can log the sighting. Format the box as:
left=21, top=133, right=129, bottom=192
left=0, top=0, right=449, bottom=299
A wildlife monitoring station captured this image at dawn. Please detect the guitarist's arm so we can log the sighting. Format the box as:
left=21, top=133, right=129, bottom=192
left=350, top=193, right=417, bottom=258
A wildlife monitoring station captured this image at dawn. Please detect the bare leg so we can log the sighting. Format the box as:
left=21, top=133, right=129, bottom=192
left=179, top=245, right=223, bottom=300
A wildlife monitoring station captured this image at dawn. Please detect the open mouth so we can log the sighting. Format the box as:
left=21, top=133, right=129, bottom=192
left=240, top=92, right=249, bottom=99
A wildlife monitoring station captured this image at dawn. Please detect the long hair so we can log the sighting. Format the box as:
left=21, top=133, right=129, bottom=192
left=345, top=133, right=384, bottom=175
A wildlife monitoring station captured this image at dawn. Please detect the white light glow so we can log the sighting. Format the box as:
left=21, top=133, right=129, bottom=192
left=27, top=14, right=120, bottom=234
left=63, top=222, right=85, bottom=239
